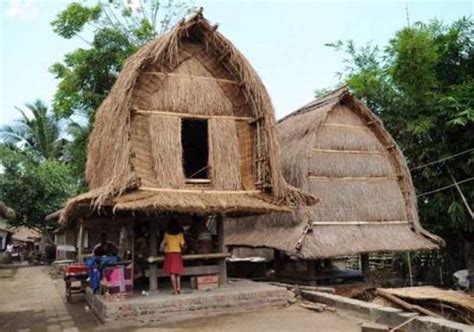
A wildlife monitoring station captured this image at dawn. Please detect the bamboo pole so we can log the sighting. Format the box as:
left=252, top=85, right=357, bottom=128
left=449, top=173, right=473, bottom=219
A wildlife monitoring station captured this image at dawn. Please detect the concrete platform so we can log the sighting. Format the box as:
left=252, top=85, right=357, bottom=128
left=86, top=279, right=288, bottom=327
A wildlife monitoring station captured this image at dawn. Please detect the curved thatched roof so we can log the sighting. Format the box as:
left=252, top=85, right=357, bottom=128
left=0, top=201, right=15, bottom=219
left=59, top=12, right=316, bottom=224
left=226, top=87, right=444, bottom=258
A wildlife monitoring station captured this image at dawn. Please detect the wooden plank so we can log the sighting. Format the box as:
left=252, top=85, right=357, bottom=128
left=376, top=289, right=441, bottom=317
left=133, top=109, right=254, bottom=122
left=185, top=179, right=211, bottom=184
left=148, top=252, right=230, bottom=263
left=156, top=264, right=220, bottom=277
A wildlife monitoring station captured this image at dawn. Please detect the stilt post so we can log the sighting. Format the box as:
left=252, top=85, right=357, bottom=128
left=216, top=214, right=227, bottom=286
left=149, top=220, right=158, bottom=291
left=361, top=253, right=370, bottom=281
left=407, top=252, right=413, bottom=287
left=76, top=219, right=83, bottom=262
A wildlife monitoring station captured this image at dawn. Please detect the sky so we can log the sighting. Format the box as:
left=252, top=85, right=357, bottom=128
left=0, top=0, right=472, bottom=125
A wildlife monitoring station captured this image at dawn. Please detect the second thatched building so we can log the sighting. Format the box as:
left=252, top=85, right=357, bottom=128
left=226, top=87, right=444, bottom=275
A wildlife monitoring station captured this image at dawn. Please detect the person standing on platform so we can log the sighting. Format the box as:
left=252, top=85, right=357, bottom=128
left=162, top=219, right=185, bottom=295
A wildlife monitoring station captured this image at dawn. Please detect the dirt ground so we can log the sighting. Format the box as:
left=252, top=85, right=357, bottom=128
left=0, top=265, right=365, bottom=332
left=153, top=306, right=364, bottom=332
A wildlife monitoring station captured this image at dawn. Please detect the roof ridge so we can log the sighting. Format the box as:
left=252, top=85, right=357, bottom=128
left=278, top=85, right=349, bottom=123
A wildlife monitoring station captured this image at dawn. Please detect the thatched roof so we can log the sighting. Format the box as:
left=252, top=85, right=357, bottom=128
left=11, top=226, right=41, bottom=243
left=59, top=11, right=316, bottom=225
left=226, top=87, right=444, bottom=258
left=0, top=201, right=15, bottom=219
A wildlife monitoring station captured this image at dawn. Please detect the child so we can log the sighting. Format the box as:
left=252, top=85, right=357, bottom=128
left=163, top=218, right=185, bottom=294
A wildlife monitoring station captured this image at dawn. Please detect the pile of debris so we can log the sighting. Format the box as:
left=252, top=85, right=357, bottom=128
left=373, top=286, right=473, bottom=325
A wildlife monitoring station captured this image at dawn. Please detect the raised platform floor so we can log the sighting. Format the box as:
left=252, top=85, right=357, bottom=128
left=86, top=279, right=288, bottom=327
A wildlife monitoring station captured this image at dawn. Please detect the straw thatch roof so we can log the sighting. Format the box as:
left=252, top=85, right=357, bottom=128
left=11, top=226, right=41, bottom=243
left=226, top=87, right=444, bottom=258
left=59, top=11, right=316, bottom=225
left=0, top=201, right=15, bottom=219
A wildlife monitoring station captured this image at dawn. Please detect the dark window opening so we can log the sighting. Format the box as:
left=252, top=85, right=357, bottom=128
left=181, top=119, right=209, bottom=179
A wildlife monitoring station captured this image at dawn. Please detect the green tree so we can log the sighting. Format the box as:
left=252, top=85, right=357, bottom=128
left=0, top=147, right=80, bottom=235
left=327, top=18, right=474, bottom=276
left=0, top=100, right=67, bottom=160
left=50, top=1, right=194, bottom=176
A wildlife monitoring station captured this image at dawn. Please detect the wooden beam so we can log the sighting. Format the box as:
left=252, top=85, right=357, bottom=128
left=217, top=214, right=227, bottom=286
left=139, top=187, right=261, bottom=195
left=142, top=71, right=238, bottom=84
left=312, top=148, right=384, bottom=155
left=312, top=221, right=409, bottom=226
left=308, top=176, right=400, bottom=181
left=133, top=109, right=254, bottom=122
left=149, top=220, right=158, bottom=292
left=320, top=123, right=370, bottom=131
left=147, top=252, right=230, bottom=263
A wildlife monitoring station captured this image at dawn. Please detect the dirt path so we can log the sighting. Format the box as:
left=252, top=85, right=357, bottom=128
left=0, top=265, right=83, bottom=332
left=151, top=305, right=364, bottom=332
left=0, top=265, right=364, bottom=331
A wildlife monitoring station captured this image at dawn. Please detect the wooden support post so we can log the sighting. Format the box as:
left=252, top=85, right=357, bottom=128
left=361, top=253, right=370, bottom=280
left=216, top=214, right=227, bottom=286
left=274, top=249, right=282, bottom=276
left=76, top=219, right=83, bottom=262
left=149, top=220, right=158, bottom=292
left=407, top=252, right=413, bottom=287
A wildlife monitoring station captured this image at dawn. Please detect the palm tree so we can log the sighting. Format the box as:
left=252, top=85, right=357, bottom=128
left=0, top=100, right=67, bottom=160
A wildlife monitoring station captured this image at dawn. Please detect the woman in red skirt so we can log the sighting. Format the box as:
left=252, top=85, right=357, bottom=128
left=163, top=219, right=185, bottom=294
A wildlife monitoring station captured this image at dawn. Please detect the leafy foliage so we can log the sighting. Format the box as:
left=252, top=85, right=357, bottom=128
left=0, top=100, right=67, bottom=160
left=0, top=147, right=80, bottom=233
left=327, top=18, right=474, bottom=275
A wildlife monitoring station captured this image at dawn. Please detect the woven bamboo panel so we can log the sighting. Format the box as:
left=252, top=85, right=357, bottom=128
left=236, top=120, right=256, bottom=190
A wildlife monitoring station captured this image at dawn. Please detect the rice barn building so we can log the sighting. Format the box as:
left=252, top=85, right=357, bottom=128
left=52, top=11, right=316, bottom=325
left=226, top=87, right=444, bottom=284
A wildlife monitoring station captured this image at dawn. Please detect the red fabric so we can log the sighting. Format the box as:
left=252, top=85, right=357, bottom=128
left=163, top=252, right=184, bottom=275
